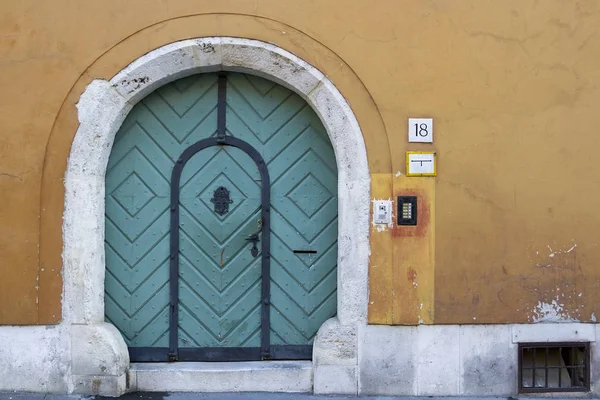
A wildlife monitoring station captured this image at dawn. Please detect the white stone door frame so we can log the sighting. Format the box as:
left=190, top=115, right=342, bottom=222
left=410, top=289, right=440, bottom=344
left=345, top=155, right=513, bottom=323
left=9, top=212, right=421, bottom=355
left=63, top=37, right=370, bottom=395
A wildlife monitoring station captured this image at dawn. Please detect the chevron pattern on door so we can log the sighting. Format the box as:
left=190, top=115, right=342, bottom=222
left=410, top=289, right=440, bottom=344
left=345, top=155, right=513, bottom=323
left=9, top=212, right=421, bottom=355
left=226, top=73, right=338, bottom=346
left=178, top=146, right=262, bottom=348
left=105, top=71, right=337, bottom=356
left=105, top=74, right=219, bottom=348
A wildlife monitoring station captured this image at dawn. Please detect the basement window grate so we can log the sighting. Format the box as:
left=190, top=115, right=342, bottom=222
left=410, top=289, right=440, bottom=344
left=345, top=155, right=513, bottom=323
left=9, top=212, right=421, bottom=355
left=519, top=342, right=590, bottom=393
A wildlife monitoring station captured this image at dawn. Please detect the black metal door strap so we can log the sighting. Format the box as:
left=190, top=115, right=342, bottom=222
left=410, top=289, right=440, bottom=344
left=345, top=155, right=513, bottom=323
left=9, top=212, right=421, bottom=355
left=128, top=74, right=312, bottom=362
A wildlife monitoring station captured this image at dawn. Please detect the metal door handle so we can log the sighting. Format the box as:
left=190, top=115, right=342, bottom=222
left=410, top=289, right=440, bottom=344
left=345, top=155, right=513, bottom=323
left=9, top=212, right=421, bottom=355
left=245, top=232, right=260, bottom=257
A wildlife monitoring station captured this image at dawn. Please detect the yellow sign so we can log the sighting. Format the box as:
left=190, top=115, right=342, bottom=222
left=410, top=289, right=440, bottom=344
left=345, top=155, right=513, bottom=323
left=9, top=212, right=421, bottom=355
left=406, top=152, right=437, bottom=177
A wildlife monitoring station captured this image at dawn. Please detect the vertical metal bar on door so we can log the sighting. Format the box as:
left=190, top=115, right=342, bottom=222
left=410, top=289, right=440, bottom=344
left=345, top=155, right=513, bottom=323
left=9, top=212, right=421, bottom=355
left=259, top=153, right=271, bottom=360
left=168, top=159, right=181, bottom=361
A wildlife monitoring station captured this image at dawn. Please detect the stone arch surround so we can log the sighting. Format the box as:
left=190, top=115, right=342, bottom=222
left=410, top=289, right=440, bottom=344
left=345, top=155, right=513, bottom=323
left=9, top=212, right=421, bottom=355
left=62, top=37, right=371, bottom=395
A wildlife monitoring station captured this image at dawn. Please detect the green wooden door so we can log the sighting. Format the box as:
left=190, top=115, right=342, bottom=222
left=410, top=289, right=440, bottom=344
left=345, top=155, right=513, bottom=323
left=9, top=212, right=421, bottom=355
left=105, top=72, right=337, bottom=360
left=178, top=146, right=262, bottom=349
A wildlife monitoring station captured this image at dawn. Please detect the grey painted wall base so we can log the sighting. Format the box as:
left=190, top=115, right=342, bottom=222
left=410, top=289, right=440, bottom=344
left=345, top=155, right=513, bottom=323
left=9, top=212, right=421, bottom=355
left=0, top=326, right=69, bottom=393
left=0, top=324, right=128, bottom=395
left=1, top=322, right=600, bottom=396
left=358, top=324, right=600, bottom=397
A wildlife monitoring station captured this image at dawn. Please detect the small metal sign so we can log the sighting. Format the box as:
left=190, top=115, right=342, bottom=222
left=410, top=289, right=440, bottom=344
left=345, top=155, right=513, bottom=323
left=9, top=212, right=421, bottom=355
left=211, top=186, right=233, bottom=215
left=406, top=152, right=437, bottom=177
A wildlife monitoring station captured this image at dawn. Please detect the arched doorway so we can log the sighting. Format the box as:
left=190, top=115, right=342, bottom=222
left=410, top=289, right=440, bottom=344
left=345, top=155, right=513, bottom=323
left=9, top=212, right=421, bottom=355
left=63, top=37, right=370, bottom=395
left=104, top=72, right=338, bottom=361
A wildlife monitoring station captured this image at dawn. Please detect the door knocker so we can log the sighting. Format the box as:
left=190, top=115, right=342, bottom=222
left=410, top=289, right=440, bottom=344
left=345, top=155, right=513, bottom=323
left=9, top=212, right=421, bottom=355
left=210, top=186, right=233, bottom=216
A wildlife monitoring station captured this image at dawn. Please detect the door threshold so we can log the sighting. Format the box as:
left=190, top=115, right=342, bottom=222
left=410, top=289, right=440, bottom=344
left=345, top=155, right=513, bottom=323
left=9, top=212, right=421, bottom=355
left=128, top=361, right=313, bottom=393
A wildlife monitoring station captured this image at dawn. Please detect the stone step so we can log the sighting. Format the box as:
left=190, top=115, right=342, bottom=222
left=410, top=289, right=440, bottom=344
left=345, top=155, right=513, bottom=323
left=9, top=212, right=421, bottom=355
left=128, top=361, right=313, bottom=393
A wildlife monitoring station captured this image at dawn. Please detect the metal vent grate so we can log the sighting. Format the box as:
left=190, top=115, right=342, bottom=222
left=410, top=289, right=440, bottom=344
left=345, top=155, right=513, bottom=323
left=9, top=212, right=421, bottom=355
left=519, top=342, right=590, bottom=393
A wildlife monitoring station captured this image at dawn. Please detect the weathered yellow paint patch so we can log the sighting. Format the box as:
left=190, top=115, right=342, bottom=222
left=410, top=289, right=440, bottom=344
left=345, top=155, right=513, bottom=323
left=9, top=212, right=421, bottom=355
left=368, top=173, right=393, bottom=324
left=391, top=177, right=436, bottom=325
left=367, top=173, right=436, bottom=325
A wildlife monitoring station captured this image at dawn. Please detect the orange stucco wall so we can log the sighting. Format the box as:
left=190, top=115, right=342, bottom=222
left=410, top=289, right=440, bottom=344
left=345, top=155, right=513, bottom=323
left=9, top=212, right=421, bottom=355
left=1, top=1, right=599, bottom=325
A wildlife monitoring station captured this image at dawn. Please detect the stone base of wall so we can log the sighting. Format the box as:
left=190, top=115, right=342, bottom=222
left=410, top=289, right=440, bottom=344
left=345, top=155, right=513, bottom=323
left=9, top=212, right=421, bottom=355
left=1, top=322, right=598, bottom=396
left=359, top=323, right=600, bottom=396
left=0, top=326, right=69, bottom=393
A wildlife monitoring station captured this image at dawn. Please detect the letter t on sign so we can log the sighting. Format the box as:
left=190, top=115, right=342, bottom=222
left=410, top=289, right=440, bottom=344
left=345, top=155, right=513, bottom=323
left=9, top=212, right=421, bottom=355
left=406, top=152, right=436, bottom=177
